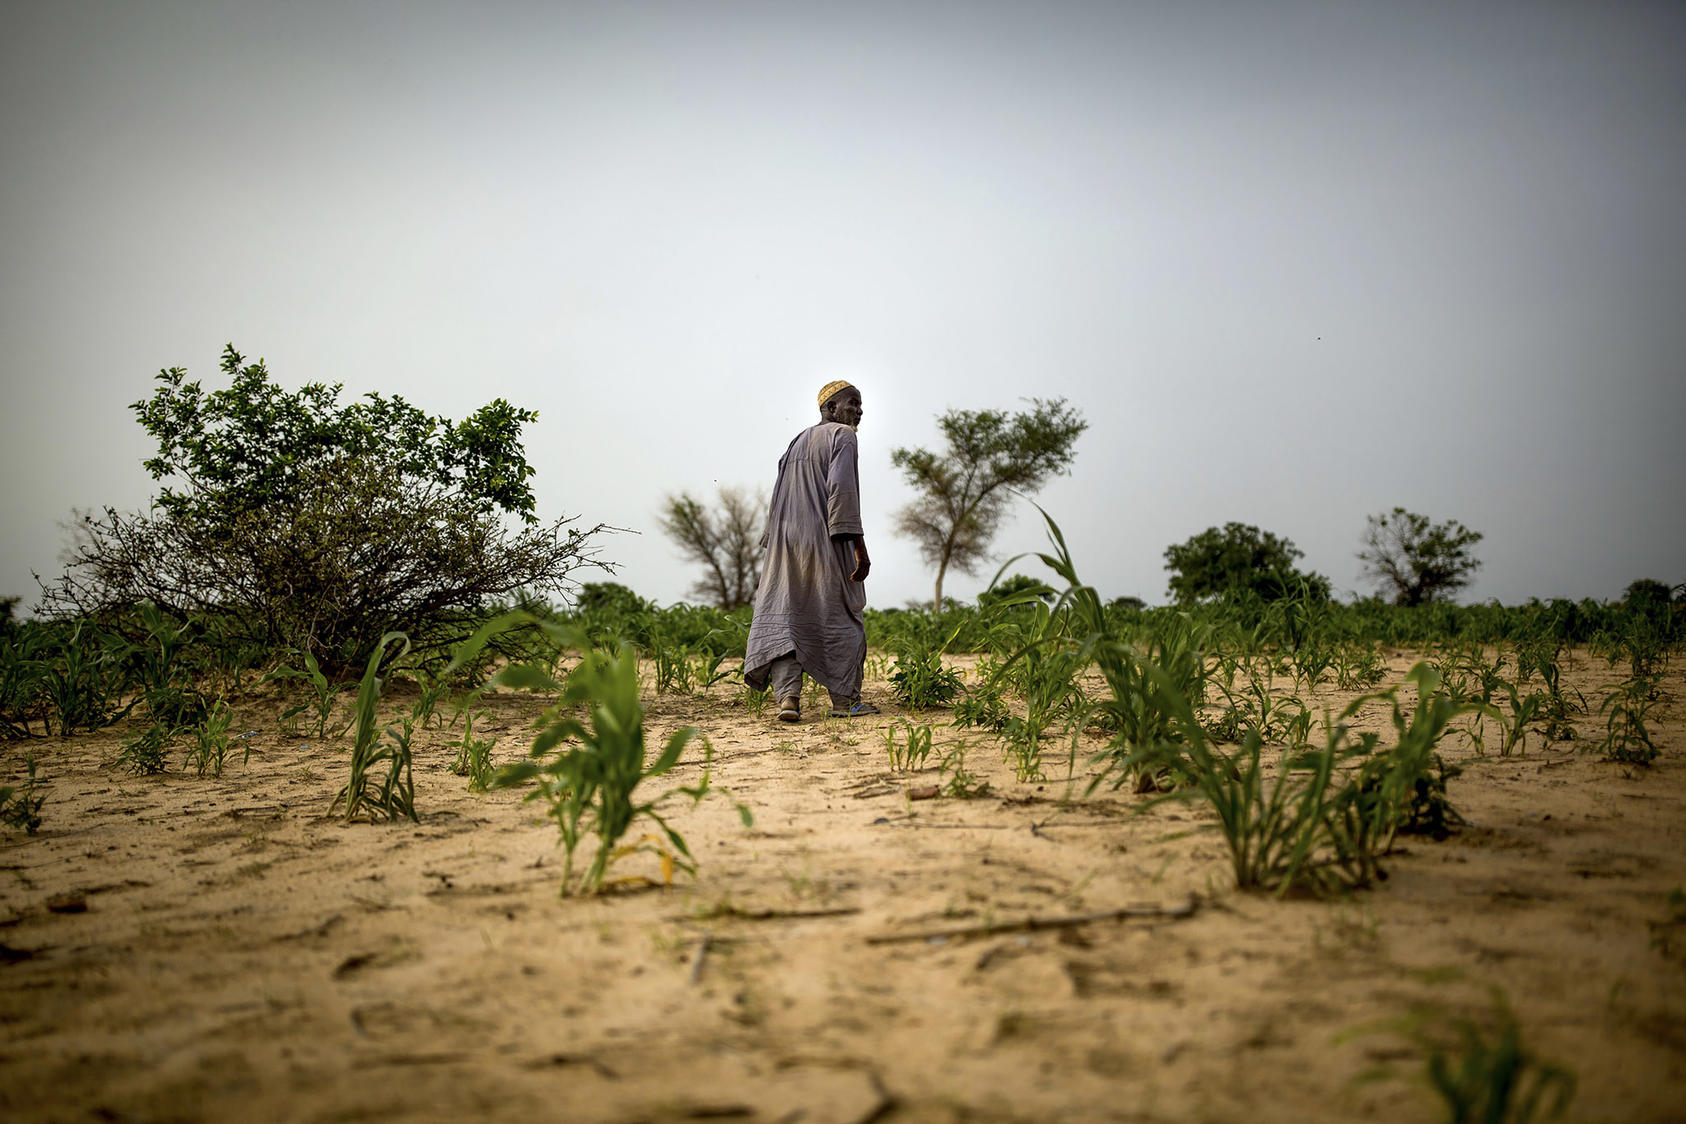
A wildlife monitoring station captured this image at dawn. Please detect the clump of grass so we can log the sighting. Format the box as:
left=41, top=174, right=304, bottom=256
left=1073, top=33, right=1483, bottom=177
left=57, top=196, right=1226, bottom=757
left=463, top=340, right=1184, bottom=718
left=649, top=631, right=697, bottom=695
left=182, top=698, right=234, bottom=777
left=1495, top=682, right=1542, bottom=757
left=938, top=741, right=989, bottom=798
left=0, top=754, right=45, bottom=835
left=117, top=721, right=175, bottom=775
left=883, top=721, right=934, bottom=772
left=1292, top=644, right=1336, bottom=690
left=741, top=682, right=772, bottom=715
left=492, top=643, right=725, bottom=893
left=39, top=621, right=129, bottom=737
left=1515, top=638, right=1581, bottom=742
left=952, top=677, right=1011, bottom=732
left=1210, top=668, right=1314, bottom=747
left=888, top=637, right=965, bottom=709
left=409, top=668, right=454, bottom=730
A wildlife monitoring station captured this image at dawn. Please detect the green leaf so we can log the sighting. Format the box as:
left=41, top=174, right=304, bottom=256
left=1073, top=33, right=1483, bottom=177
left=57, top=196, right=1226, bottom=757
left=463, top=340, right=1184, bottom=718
left=494, top=664, right=561, bottom=693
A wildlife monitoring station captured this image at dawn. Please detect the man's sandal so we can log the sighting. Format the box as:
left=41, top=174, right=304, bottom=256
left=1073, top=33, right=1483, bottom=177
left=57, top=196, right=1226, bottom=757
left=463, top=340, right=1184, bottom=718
left=777, top=697, right=801, bottom=723
left=829, top=700, right=881, bottom=718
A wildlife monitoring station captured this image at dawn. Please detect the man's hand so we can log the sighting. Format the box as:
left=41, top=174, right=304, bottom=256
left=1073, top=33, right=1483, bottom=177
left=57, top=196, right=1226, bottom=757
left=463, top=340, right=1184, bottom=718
left=850, top=539, right=871, bottom=582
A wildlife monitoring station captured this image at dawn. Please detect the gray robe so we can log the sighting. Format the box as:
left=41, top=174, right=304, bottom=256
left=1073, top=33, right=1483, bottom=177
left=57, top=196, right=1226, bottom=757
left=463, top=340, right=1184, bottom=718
left=743, top=421, right=867, bottom=698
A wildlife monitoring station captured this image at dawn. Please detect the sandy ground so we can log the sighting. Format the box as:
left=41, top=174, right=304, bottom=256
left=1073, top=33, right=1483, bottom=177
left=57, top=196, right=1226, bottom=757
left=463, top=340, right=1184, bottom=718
left=2, top=648, right=1684, bottom=1124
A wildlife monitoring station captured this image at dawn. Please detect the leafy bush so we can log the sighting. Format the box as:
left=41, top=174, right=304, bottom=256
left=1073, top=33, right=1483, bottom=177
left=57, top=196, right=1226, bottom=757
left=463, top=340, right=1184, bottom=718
left=38, top=345, right=611, bottom=670
left=1163, top=522, right=1331, bottom=604
left=976, top=574, right=1056, bottom=609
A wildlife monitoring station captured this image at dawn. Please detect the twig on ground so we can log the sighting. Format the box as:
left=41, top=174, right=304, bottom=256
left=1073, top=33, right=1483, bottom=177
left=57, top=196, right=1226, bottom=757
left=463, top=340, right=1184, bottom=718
left=673, top=904, right=862, bottom=923
left=880, top=821, right=1011, bottom=830
left=865, top=898, right=1199, bottom=945
left=688, top=933, right=712, bottom=985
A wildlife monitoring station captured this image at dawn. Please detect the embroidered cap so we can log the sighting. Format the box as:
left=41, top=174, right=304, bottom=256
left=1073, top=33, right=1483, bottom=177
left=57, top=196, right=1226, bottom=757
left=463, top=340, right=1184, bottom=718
left=817, top=380, right=858, bottom=409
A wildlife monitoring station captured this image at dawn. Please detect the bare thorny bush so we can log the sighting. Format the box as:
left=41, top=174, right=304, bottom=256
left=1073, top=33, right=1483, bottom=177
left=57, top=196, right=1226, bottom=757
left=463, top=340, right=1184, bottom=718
left=43, top=462, right=609, bottom=670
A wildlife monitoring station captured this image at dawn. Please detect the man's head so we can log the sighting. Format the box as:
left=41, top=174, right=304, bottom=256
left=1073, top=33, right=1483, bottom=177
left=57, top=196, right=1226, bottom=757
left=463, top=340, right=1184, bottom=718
left=818, top=380, right=864, bottom=429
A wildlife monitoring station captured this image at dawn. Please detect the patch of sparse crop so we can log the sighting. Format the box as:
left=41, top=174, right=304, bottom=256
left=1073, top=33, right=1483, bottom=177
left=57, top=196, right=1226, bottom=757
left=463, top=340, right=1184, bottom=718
left=38, top=621, right=128, bottom=737
left=1495, top=682, right=1542, bottom=757
left=451, top=611, right=750, bottom=895
left=1209, top=668, right=1314, bottom=748
left=980, top=593, right=1088, bottom=782
left=1334, top=644, right=1387, bottom=690
left=1593, top=610, right=1672, bottom=686
left=124, top=603, right=206, bottom=729
left=990, top=511, right=1209, bottom=794
left=0, top=626, right=48, bottom=739
left=740, top=681, right=772, bottom=715
left=1291, top=643, right=1336, bottom=691
left=649, top=628, right=696, bottom=695
left=409, top=668, right=455, bottom=730
left=331, top=633, right=417, bottom=823
left=1120, top=662, right=1468, bottom=895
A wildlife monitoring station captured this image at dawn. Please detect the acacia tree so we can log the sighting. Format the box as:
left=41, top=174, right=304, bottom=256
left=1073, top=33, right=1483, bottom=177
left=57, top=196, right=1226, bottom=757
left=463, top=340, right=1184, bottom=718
left=891, top=398, right=1087, bottom=612
left=1163, top=523, right=1331, bottom=603
left=1357, top=507, right=1483, bottom=606
left=37, top=345, right=611, bottom=667
left=658, top=486, right=765, bottom=609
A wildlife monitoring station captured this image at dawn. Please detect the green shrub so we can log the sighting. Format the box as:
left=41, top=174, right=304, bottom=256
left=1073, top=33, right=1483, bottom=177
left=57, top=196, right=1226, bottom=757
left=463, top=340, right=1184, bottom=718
left=38, top=346, right=612, bottom=671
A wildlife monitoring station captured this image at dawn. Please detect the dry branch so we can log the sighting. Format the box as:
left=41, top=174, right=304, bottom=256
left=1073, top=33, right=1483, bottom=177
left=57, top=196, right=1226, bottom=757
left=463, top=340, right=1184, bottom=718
left=865, top=898, right=1198, bottom=945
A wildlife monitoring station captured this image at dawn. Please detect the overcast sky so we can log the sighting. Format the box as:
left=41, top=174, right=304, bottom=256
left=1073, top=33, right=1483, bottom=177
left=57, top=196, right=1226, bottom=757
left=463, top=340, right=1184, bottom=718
left=3, top=0, right=1682, bottom=613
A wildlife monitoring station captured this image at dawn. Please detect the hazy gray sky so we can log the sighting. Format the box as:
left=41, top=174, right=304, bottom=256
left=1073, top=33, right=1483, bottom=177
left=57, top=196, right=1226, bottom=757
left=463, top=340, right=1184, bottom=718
left=4, top=0, right=1683, bottom=611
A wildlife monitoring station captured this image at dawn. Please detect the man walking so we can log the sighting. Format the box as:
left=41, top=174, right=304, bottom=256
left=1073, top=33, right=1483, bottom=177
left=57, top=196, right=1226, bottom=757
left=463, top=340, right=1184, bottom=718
left=743, top=381, right=880, bottom=722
